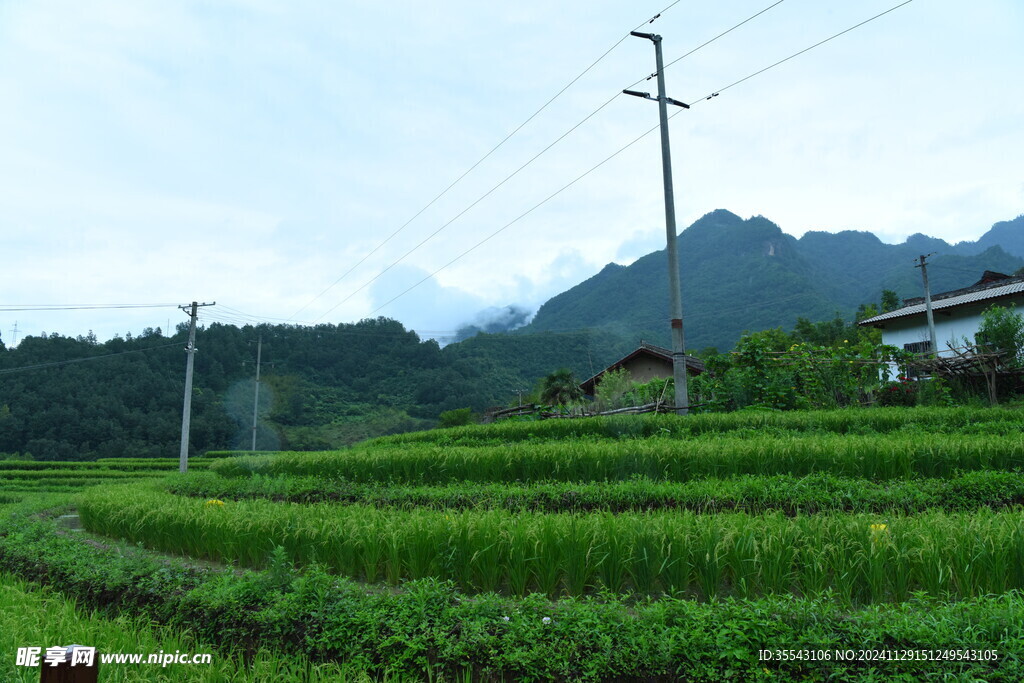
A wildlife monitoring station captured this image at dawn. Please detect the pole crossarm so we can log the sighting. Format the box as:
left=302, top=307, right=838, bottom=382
left=623, top=89, right=690, bottom=108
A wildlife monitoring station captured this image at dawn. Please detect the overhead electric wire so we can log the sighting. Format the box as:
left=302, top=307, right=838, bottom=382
left=288, top=1, right=685, bottom=322
left=367, top=1, right=917, bottom=315
left=656, top=0, right=787, bottom=77
left=0, top=341, right=181, bottom=376
left=369, top=115, right=680, bottom=317
left=687, top=0, right=915, bottom=105
left=314, top=1, right=788, bottom=324
left=0, top=303, right=180, bottom=312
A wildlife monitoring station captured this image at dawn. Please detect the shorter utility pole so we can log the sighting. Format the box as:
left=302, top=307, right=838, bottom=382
left=251, top=334, right=263, bottom=451
left=179, top=301, right=215, bottom=473
left=625, top=31, right=690, bottom=415
left=915, top=254, right=938, bottom=356
left=9, top=321, right=18, bottom=345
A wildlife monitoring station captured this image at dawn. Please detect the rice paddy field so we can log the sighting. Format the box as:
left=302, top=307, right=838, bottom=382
left=3, top=406, right=1024, bottom=681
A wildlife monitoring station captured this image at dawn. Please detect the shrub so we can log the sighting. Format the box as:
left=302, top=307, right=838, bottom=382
left=438, top=408, right=474, bottom=428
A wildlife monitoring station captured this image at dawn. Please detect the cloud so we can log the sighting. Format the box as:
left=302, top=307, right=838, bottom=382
left=454, top=305, right=534, bottom=342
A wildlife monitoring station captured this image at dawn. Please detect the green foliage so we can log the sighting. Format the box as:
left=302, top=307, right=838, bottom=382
left=438, top=408, right=474, bottom=428
left=0, top=574, right=358, bottom=682
left=881, top=289, right=901, bottom=313
left=538, top=368, right=583, bottom=407
left=976, top=304, right=1024, bottom=366
left=878, top=377, right=917, bottom=407
left=593, top=368, right=632, bottom=411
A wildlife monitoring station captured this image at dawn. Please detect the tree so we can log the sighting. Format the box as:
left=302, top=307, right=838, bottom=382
left=976, top=304, right=1024, bottom=368
left=539, top=368, right=583, bottom=406
left=881, top=289, right=901, bottom=313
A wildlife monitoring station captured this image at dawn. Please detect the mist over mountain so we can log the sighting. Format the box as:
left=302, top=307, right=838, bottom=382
left=454, top=305, right=534, bottom=343
left=520, top=210, right=1024, bottom=352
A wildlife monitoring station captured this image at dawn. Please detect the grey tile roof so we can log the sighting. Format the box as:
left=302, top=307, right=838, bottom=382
left=858, top=280, right=1024, bottom=326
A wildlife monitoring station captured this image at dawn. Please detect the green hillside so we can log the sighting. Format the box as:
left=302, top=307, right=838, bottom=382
left=525, top=210, right=1024, bottom=351
left=3, top=210, right=1022, bottom=458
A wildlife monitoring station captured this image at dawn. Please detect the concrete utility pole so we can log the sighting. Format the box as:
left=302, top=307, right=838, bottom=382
left=178, top=301, right=215, bottom=473
left=915, top=254, right=938, bottom=355
left=625, top=32, right=690, bottom=415
left=251, top=334, right=262, bottom=451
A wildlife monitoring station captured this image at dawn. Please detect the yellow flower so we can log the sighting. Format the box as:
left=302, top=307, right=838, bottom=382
left=204, top=499, right=225, bottom=507
left=870, top=523, right=887, bottom=532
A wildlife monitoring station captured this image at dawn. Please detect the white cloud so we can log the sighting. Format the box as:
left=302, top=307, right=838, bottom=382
left=1, top=0, right=1021, bottom=344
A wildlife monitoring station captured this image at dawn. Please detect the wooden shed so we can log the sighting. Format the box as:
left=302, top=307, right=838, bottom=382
left=578, top=341, right=704, bottom=395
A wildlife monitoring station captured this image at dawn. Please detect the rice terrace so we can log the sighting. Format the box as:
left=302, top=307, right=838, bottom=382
left=2, top=406, right=1023, bottom=681
left=3, top=0, right=1024, bottom=680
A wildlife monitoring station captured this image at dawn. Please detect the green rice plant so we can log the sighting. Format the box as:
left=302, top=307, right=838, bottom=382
left=167, top=469, right=1024, bottom=515
left=625, top=522, right=668, bottom=595
left=529, top=516, right=563, bottom=598
left=502, top=519, right=534, bottom=598
left=693, top=523, right=726, bottom=599
left=78, top=486, right=1024, bottom=603
left=724, top=524, right=759, bottom=599
left=560, top=516, right=600, bottom=596
left=796, top=529, right=831, bottom=599
left=209, top=433, right=1024, bottom=484
left=592, top=513, right=631, bottom=594
left=367, top=406, right=1024, bottom=447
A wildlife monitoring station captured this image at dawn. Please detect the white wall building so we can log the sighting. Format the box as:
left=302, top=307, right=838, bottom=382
left=858, top=271, right=1024, bottom=375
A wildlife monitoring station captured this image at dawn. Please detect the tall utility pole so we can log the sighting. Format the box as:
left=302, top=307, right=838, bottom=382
left=625, top=31, right=690, bottom=415
left=915, top=254, right=938, bottom=355
left=251, top=334, right=263, bottom=451
left=178, top=301, right=215, bottom=473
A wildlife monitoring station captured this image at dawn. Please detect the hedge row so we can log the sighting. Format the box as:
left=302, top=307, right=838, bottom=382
left=1, top=506, right=1022, bottom=681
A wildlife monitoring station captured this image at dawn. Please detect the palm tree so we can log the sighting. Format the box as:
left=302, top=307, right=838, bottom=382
left=539, top=368, right=583, bottom=407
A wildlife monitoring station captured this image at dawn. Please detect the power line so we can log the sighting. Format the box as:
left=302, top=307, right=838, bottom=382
left=0, top=342, right=181, bottom=376
left=369, top=113, right=681, bottom=316
left=288, top=1, right=684, bottom=322
left=366, top=1, right=919, bottom=316
left=657, top=0, right=787, bottom=77
left=688, top=0, right=916, bottom=105
left=0, top=303, right=180, bottom=312
left=307, top=2, right=787, bottom=324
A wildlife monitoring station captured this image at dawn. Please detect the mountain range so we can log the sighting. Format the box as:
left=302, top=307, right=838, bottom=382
left=516, top=210, right=1024, bottom=353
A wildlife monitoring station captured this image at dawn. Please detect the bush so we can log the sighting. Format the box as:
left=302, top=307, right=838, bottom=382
left=438, top=408, right=474, bottom=428
left=878, top=377, right=917, bottom=407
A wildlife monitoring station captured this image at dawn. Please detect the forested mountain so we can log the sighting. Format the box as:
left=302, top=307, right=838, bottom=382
left=0, top=321, right=627, bottom=460
left=524, top=210, right=1024, bottom=351
left=2, top=210, right=1021, bottom=460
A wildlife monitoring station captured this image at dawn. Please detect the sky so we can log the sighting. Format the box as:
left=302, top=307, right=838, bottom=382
left=2, top=0, right=1021, bottom=346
